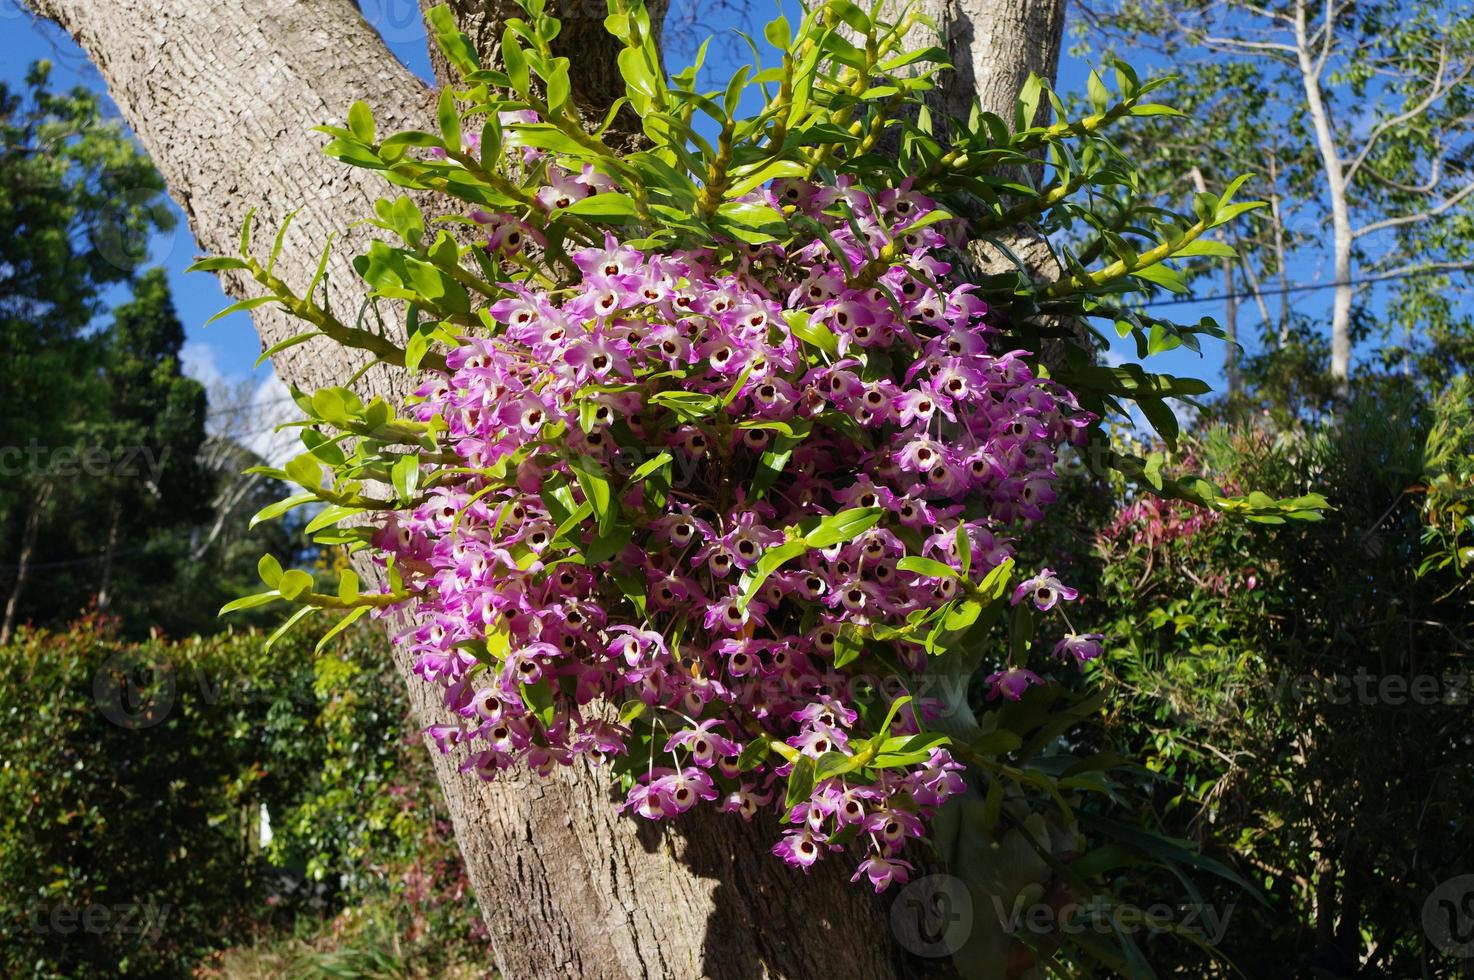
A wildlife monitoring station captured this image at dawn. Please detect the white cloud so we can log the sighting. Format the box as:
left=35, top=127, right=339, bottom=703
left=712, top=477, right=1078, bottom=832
left=186, top=341, right=302, bottom=468
left=244, top=370, right=301, bottom=469
left=180, top=341, right=227, bottom=390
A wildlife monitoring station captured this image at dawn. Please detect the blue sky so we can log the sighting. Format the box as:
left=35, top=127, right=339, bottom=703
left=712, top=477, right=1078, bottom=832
left=0, top=0, right=1280, bottom=418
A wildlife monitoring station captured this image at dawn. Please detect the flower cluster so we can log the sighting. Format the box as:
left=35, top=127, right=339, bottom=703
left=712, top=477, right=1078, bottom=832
left=371, top=172, right=1092, bottom=890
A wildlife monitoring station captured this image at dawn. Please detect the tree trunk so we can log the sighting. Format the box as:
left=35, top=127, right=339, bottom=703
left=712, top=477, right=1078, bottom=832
left=1223, top=257, right=1239, bottom=396
left=909, top=0, right=1065, bottom=126
left=25, top=0, right=1062, bottom=974
left=96, top=500, right=122, bottom=613
left=1294, top=0, right=1353, bottom=397
left=1, top=481, right=51, bottom=645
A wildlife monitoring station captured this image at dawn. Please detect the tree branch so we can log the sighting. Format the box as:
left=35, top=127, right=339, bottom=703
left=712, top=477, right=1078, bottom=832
left=1353, top=180, right=1474, bottom=238
left=1344, top=44, right=1471, bottom=184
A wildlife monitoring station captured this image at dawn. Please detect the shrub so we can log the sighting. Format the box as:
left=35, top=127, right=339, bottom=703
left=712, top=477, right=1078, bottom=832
left=1085, top=383, right=1474, bottom=975
left=0, top=618, right=486, bottom=978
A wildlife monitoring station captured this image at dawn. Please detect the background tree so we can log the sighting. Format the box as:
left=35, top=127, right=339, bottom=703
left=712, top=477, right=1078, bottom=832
left=1068, top=379, right=1474, bottom=976
left=89, top=268, right=213, bottom=626
left=19, top=1, right=1080, bottom=976
left=0, top=62, right=173, bottom=643
left=1076, top=0, right=1474, bottom=400
left=0, top=60, right=290, bottom=639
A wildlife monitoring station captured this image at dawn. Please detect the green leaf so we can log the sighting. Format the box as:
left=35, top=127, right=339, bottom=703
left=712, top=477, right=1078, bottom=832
left=1173, top=239, right=1237, bottom=259
left=267, top=208, right=301, bottom=276
left=715, top=201, right=787, bottom=242
left=827, top=0, right=870, bottom=33
left=872, top=732, right=951, bottom=768
left=218, top=591, right=282, bottom=616
left=763, top=15, right=792, bottom=49
left=257, top=554, right=284, bottom=587
left=186, top=256, right=249, bottom=273
left=832, top=626, right=864, bottom=668
left=1015, top=73, right=1044, bottom=131
left=205, top=295, right=280, bottom=326
left=804, top=507, right=883, bottom=548
left=265, top=606, right=315, bottom=651
left=392, top=454, right=421, bottom=503
left=239, top=207, right=256, bottom=257
left=284, top=455, right=325, bottom=492
left=569, top=454, right=615, bottom=535
left=738, top=538, right=812, bottom=610
left=1131, top=263, right=1191, bottom=294
left=649, top=390, right=718, bottom=420
left=338, top=569, right=360, bottom=601
left=628, top=451, right=673, bottom=483
left=277, top=569, right=314, bottom=601
left=347, top=101, right=375, bottom=144
left=305, top=504, right=363, bottom=535
left=315, top=606, right=369, bottom=653
left=618, top=47, right=660, bottom=104
left=502, top=30, right=530, bottom=97
left=897, top=556, right=959, bottom=579
left=586, top=521, right=633, bottom=564
left=380, top=130, right=445, bottom=150
left=425, top=4, right=481, bottom=76
left=249, top=492, right=317, bottom=529
left=1138, top=397, right=1180, bottom=449
left=402, top=256, right=471, bottom=314
left=814, top=749, right=858, bottom=782
left=1128, top=103, right=1182, bottom=117
left=783, top=310, right=839, bottom=356
left=437, top=87, right=461, bottom=150
left=1086, top=69, right=1110, bottom=113
left=255, top=330, right=323, bottom=368
left=737, top=738, right=770, bottom=771
left=784, top=754, right=816, bottom=811
left=561, top=192, right=639, bottom=219
left=877, top=695, right=913, bottom=737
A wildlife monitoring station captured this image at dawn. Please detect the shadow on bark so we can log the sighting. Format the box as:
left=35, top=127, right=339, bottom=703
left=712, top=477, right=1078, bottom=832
left=625, top=795, right=959, bottom=980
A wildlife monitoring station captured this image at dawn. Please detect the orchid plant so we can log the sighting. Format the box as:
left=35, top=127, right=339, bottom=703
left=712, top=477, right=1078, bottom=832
left=201, top=0, right=1325, bottom=969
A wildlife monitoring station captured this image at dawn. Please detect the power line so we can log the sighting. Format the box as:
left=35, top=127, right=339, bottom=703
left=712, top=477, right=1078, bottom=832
left=1138, top=265, right=1474, bottom=308
left=205, top=395, right=298, bottom=420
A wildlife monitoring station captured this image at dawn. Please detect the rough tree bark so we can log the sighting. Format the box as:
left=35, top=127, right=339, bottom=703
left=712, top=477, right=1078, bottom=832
left=24, top=0, right=1063, bottom=975
left=892, top=0, right=1070, bottom=328
left=907, top=0, right=1065, bottom=125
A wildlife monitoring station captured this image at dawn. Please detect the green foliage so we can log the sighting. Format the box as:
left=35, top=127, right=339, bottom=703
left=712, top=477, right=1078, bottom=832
left=0, top=62, right=250, bottom=639
left=1419, top=376, right=1474, bottom=582
left=1079, top=381, right=1474, bottom=975
left=0, top=618, right=486, bottom=979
